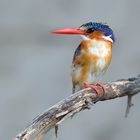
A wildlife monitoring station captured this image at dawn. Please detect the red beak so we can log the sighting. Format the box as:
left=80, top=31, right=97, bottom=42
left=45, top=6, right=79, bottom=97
left=51, top=28, right=85, bottom=35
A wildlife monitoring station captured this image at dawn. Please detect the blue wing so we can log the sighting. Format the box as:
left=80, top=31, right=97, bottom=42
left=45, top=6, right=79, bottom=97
left=73, top=45, right=81, bottom=62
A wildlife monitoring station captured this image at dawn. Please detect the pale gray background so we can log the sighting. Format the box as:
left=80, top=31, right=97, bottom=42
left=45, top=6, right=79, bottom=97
left=0, top=0, right=140, bottom=140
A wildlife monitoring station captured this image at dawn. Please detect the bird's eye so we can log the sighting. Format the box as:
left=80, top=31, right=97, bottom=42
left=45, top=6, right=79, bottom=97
left=86, top=28, right=95, bottom=33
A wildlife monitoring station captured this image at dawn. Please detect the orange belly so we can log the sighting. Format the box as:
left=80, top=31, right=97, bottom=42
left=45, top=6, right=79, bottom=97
left=72, top=39, right=112, bottom=91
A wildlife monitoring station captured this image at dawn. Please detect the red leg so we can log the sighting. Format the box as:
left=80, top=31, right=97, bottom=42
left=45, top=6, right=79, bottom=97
left=96, top=82, right=107, bottom=93
left=84, top=82, right=101, bottom=95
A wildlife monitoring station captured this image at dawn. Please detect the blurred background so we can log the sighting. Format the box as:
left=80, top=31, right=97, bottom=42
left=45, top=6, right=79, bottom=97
left=0, top=0, right=140, bottom=140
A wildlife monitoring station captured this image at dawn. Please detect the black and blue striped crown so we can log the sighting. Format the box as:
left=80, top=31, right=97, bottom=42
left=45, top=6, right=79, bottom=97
left=80, top=22, right=115, bottom=42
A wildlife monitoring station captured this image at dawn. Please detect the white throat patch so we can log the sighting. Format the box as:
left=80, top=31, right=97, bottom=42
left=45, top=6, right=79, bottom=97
left=80, top=35, right=91, bottom=40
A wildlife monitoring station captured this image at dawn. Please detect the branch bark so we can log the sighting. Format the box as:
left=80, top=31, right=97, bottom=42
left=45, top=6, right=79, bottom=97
left=14, top=75, right=140, bottom=140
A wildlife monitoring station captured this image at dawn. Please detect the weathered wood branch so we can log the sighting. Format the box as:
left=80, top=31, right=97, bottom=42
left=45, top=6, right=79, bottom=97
left=14, top=75, right=140, bottom=140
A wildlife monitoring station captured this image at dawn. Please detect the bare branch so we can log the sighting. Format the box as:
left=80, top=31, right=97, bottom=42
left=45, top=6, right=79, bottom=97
left=14, top=75, right=140, bottom=140
left=125, top=94, right=134, bottom=117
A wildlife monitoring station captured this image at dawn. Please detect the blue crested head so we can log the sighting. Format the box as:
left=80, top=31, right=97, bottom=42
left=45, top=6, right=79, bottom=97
left=80, top=22, right=115, bottom=42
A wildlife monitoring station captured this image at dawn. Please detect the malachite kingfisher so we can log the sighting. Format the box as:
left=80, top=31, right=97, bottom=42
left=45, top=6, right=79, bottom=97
left=51, top=22, right=115, bottom=94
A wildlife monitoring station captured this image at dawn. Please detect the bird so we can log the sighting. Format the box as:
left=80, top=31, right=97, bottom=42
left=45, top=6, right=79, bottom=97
left=51, top=22, right=115, bottom=94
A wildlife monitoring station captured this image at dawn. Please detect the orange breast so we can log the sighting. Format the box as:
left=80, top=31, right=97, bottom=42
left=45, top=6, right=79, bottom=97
left=72, top=38, right=112, bottom=87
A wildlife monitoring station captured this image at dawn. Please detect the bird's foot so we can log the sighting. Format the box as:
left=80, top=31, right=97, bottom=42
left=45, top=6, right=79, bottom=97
left=84, top=82, right=101, bottom=95
left=96, top=82, right=107, bottom=94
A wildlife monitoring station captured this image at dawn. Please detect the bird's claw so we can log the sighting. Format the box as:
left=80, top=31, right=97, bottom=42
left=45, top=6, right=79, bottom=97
left=96, top=82, right=107, bottom=94
left=84, top=82, right=107, bottom=95
left=84, top=82, right=101, bottom=95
